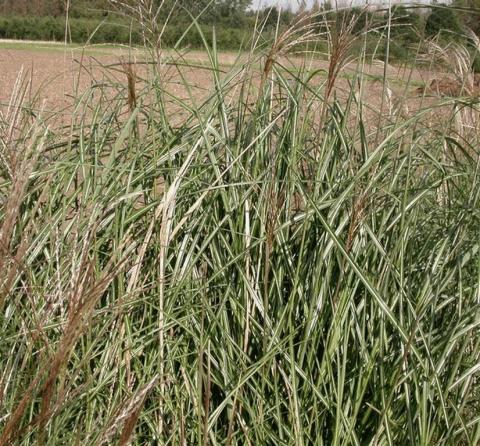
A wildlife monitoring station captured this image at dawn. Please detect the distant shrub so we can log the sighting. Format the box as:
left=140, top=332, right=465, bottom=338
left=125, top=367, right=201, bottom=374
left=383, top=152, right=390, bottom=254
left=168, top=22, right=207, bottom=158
left=0, top=16, right=250, bottom=49
left=425, top=5, right=464, bottom=40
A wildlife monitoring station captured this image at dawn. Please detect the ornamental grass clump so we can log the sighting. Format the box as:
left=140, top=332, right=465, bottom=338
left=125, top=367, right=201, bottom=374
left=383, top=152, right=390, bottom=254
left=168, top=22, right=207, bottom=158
left=0, top=3, right=479, bottom=445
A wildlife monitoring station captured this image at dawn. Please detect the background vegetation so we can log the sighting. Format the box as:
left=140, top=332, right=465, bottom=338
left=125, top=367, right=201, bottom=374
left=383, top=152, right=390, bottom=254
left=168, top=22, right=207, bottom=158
left=0, top=0, right=479, bottom=66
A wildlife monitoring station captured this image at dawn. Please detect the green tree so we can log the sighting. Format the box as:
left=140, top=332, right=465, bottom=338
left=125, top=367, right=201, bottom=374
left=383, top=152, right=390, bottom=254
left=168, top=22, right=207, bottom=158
left=381, top=6, right=424, bottom=60
left=425, top=4, right=464, bottom=40
left=156, top=0, right=251, bottom=23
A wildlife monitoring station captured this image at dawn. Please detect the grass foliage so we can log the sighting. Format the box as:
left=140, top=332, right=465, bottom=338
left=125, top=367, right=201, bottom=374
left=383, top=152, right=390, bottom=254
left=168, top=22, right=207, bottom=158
left=1, top=6, right=480, bottom=445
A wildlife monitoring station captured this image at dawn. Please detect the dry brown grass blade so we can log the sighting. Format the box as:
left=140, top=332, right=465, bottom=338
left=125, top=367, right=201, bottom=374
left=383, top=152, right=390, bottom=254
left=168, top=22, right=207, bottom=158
left=0, top=69, right=35, bottom=178
left=120, top=57, right=138, bottom=112
left=0, top=218, right=138, bottom=446
left=0, top=127, right=46, bottom=309
left=97, top=375, right=159, bottom=446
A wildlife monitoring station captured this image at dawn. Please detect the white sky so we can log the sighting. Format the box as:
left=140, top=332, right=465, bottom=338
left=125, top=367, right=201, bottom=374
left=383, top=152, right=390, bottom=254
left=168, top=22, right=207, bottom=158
left=252, top=0, right=315, bottom=9
left=251, top=0, right=426, bottom=9
left=251, top=0, right=370, bottom=9
left=252, top=0, right=310, bottom=9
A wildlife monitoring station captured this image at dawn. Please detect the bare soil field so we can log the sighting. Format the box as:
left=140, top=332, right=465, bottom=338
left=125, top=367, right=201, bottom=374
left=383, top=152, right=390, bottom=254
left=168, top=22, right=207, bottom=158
left=0, top=45, right=226, bottom=125
left=0, top=41, right=474, bottom=129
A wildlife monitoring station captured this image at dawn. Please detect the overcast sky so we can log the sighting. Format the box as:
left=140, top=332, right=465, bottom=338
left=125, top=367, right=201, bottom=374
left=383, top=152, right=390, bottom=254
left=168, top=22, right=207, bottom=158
left=251, top=0, right=314, bottom=8
left=250, top=0, right=422, bottom=9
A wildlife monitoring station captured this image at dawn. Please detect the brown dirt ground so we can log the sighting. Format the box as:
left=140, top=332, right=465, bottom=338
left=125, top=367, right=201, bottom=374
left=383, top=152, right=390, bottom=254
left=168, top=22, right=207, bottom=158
left=0, top=46, right=428, bottom=106
left=0, top=46, right=220, bottom=126
left=0, top=44, right=476, bottom=131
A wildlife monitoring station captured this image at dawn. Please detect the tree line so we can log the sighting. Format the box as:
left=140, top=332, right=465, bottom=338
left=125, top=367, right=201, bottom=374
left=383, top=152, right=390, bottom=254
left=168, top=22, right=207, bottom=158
left=0, top=0, right=478, bottom=68
left=0, top=0, right=251, bottom=21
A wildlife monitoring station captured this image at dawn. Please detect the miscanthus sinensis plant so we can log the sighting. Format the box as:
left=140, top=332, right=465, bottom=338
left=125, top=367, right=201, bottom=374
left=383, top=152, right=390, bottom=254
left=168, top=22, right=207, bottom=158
left=1, top=4, right=479, bottom=445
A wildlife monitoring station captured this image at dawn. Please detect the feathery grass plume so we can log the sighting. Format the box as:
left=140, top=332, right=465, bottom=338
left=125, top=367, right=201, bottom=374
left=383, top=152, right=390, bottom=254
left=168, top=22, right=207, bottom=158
left=109, top=0, right=173, bottom=68
left=421, top=31, right=479, bottom=95
left=0, top=73, right=46, bottom=310
left=421, top=37, right=480, bottom=139
left=0, top=214, right=137, bottom=445
left=110, top=0, right=172, bottom=130
left=426, top=40, right=476, bottom=94
left=324, top=8, right=362, bottom=103
left=260, top=10, right=326, bottom=88
left=315, top=6, right=369, bottom=138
